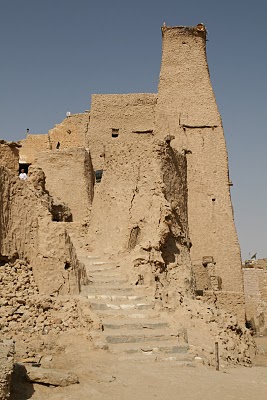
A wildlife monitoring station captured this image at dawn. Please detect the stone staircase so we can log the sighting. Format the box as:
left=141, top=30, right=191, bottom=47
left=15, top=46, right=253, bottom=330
left=79, top=253, right=194, bottom=364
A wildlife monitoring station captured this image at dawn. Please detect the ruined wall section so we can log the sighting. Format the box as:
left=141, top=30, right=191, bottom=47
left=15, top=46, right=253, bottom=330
left=88, top=137, right=193, bottom=298
left=18, top=113, right=89, bottom=165
left=0, top=165, right=85, bottom=295
left=36, top=148, right=94, bottom=221
left=19, top=133, right=51, bottom=164
left=156, top=26, right=243, bottom=302
left=243, top=260, right=267, bottom=335
left=86, top=94, right=157, bottom=170
left=48, top=112, right=89, bottom=150
left=0, top=141, right=20, bottom=174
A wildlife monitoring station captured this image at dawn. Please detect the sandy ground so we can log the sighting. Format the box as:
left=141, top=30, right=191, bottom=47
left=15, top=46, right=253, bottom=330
left=11, top=336, right=267, bottom=400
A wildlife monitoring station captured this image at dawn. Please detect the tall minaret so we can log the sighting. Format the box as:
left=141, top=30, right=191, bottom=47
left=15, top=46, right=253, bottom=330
left=156, top=25, right=244, bottom=304
left=156, top=24, right=221, bottom=135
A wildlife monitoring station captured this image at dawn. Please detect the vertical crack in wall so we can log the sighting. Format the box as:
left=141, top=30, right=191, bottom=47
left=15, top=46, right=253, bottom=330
left=129, top=163, right=140, bottom=219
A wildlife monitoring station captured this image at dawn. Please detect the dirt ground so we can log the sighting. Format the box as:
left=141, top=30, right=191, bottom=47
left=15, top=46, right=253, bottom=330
left=11, top=336, right=267, bottom=400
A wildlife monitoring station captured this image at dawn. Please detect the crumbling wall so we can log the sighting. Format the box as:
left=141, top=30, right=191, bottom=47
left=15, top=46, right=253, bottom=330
left=0, top=165, right=85, bottom=295
left=0, top=340, right=14, bottom=400
left=243, top=260, right=267, bottom=335
left=155, top=25, right=244, bottom=318
left=48, top=112, right=89, bottom=150
left=18, top=113, right=89, bottom=164
left=0, top=260, right=90, bottom=341
left=86, top=94, right=157, bottom=169
left=19, top=133, right=51, bottom=164
left=0, top=141, right=20, bottom=175
left=88, top=137, right=193, bottom=298
left=36, top=148, right=94, bottom=221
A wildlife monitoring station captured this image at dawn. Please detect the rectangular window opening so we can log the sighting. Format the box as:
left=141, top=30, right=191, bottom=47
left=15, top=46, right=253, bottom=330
left=112, top=128, right=119, bottom=138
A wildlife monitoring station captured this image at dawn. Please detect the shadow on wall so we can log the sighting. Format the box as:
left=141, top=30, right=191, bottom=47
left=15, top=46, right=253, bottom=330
left=50, top=202, right=73, bottom=222
left=161, top=232, right=180, bottom=266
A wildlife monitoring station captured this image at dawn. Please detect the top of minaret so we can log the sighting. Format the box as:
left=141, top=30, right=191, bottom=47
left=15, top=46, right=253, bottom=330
left=161, top=23, right=207, bottom=39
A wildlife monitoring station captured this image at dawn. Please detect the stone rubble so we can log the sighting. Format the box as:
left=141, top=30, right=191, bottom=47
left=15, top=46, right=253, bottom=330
left=0, top=260, right=91, bottom=342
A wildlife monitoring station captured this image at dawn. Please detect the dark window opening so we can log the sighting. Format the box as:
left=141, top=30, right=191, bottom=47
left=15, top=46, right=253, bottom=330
left=64, top=262, right=72, bottom=270
left=19, top=163, right=31, bottom=174
left=95, top=170, right=103, bottom=183
left=132, top=130, right=153, bottom=134
left=56, top=142, right=60, bottom=149
left=0, top=254, right=19, bottom=265
left=112, top=128, right=119, bottom=138
left=51, top=204, right=73, bottom=222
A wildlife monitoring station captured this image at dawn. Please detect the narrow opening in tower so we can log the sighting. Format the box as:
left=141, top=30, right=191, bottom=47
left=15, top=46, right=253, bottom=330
left=95, top=170, right=103, bottom=183
left=112, top=128, right=119, bottom=138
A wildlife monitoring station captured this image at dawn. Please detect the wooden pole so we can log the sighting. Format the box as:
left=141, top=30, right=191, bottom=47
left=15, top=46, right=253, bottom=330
left=215, top=341, right=219, bottom=371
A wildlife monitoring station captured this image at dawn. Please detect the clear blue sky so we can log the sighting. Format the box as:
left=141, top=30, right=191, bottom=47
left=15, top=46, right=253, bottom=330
left=0, top=0, right=266, bottom=260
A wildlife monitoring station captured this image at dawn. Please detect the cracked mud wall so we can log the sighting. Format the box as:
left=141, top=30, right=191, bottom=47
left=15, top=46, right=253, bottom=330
left=36, top=148, right=94, bottom=221
left=88, top=137, right=193, bottom=296
left=156, top=26, right=244, bottom=317
left=0, top=165, right=84, bottom=295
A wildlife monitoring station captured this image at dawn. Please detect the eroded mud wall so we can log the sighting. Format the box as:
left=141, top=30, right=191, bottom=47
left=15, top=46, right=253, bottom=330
left=36, top=148, right=94, bottom=221
left=88, top=137, right=193, bottom=295
left=156, top=26, right=243, bottom=308
left=243, top=260, right=267, bottom=335
left=0, top=165, right=84, bottom=294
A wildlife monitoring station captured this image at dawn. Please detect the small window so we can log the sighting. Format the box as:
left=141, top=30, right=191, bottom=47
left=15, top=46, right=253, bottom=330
left=112, top=128, right=119, bottom=138
left=95, top=170, right=103, bottom=183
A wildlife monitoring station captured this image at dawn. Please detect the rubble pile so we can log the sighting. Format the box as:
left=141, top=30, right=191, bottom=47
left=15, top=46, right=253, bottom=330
left=170, top=297, right=257, bottom=366
left=0, top=260, right=90, bottom=340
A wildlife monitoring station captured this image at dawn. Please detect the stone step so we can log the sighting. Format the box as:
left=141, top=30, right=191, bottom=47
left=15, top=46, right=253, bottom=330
left=87, top=277, right=129, bottom=285
left=83, top=283, right=150, bottom=292
left=102, top=319, right=169, bottom=331
left=88, top=261, right=118, bottom=267
left=86, top=256, right=101, bottom=260
left=89, top=301, right=154, bottom=311
left=81, top=285, right=138, bottom=296
left=117, top=352, right=195, bottom=365
left=77, top=256, right=102, bottom=264
left=101, top=329, right=179, bottom=344
left=91, top=310, right=161, bottom=319
left=88, top=278, right=131, bottom=290
left=109, top=340, right=188, bottom=354
left=87, top=294, right=147, bottom=301
left=82, top=283, right=139, bottom=291
left=86, top=269, right=122, bottom=277
left=85, top=265, right=120, bottom=275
